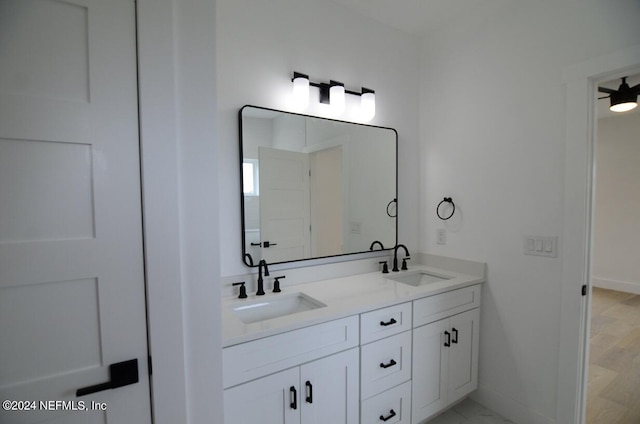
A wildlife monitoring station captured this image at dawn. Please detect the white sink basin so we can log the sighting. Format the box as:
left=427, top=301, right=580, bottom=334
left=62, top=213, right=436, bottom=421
left=232, top=293, right=327, bottom=324
left=388, top=271, right=453, bottom=287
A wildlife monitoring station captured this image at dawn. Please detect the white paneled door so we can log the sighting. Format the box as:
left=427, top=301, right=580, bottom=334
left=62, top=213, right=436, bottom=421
left=259, top=146, right=311, bottom=263
left=0, top=0, right=151, bottom=423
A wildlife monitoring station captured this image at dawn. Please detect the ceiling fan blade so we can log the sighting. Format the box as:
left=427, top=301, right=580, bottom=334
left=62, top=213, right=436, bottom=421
left=597, top=96, right=610, bottom=100
left=630, top=83, right=640, bottom=93
left=598, top=86, right=617, bottom=94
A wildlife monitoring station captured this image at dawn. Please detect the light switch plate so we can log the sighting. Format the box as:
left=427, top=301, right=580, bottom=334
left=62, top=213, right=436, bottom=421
left=524, top=235, right=557, bottom=257
left=436, top=229, right=446, bottom=245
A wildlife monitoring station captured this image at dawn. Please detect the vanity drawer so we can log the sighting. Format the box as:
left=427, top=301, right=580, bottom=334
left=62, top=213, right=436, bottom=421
left=223, top=316, right=359, bottom=388
left=360, top=331, right=412, bottom=399
left=413, top=284, right=481, bottom=328
left=360, top=302, right=412, bottom=345
left=361, top=380, right=412, bottom=424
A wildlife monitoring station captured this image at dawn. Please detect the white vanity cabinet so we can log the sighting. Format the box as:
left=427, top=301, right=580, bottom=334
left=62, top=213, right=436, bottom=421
left=223, top=316, right=360, bottom=424
left=224, top=348, right=359, bottom=424
left=411, top=286, right=481, bottom=424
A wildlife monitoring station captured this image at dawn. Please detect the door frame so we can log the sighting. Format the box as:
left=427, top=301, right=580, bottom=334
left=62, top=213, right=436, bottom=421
left=136, top=0, right=223, bottom=423
left=557, top=43, right=640, bottom=424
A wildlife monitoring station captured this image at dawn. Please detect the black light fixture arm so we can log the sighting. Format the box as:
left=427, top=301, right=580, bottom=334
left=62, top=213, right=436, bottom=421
left=597, top=77, right=640, bottom=94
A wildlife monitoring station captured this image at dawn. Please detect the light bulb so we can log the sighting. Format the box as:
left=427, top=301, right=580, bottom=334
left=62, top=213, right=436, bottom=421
left=360, top=88, right=375, bottom=122
left=330, top=81, right=345, bottom=115
left=610, top=101, right=637, bottom=112
left=292, top=72, right=309, bottom=110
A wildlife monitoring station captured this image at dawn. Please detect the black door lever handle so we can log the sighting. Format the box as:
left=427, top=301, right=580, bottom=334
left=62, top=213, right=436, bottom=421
left=76, top=359, right=139, bottom=397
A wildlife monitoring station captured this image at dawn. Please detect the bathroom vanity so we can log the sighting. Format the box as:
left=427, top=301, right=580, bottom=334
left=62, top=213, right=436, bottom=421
left=222, top=264, right=483, bottom=424
left=229, top=105, right=482, bottom=423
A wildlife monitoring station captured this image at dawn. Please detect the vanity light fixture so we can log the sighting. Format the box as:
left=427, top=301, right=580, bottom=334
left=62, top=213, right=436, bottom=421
left=291, top=72, right=376, bottom=121
left=598, top=77, right=639, bottom=113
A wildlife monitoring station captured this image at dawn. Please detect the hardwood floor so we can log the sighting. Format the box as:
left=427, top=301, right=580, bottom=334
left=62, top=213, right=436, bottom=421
left=587, top=287, right=640, bottom=424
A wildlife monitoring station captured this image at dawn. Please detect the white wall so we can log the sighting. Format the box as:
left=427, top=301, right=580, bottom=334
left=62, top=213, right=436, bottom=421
left=216, top=0, right=419, bottom=276
left=593, top=113, right=640, bottom=294
left=418, top=1, right=640, bottom=423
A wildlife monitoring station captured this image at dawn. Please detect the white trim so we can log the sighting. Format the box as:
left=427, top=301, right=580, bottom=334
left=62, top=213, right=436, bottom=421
left=137, top=0, right=223, bottom=423
left=592, top=277, right=640, bottom=295
left=137, top=1, right=189, bottom=422
left=558, top=44, right=640, bottom=424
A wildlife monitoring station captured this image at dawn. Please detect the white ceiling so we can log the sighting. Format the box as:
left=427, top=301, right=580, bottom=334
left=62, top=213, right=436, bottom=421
left=328, top=0, right=503, bottom=36
left=328, top=0, right=639, bottom=119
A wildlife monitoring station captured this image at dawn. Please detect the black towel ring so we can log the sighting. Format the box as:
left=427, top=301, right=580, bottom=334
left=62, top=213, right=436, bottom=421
left=386, top=198, right=397, bottom=218
left=436, top=197, right=455, bottom=220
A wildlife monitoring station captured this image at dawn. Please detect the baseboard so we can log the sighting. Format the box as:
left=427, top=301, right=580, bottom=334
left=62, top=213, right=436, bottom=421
left=471, top=385, right=555, bottom=424
left=592, top=277, right=640, bottom=295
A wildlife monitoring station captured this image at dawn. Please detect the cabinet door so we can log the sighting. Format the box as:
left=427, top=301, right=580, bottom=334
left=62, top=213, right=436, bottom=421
left=300, top=348, right=359, bottom=424
left=448, top=308, right=480, bottom=403
left=411, top=319, right=449, bottom=424
left=224, top=367, right=301, bottom=424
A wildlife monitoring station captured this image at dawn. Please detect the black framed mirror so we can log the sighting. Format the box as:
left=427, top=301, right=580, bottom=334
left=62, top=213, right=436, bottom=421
left=240, top=105, right=397, bottom=267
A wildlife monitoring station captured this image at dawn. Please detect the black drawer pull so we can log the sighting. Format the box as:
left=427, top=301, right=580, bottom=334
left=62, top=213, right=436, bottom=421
left=305, top=381, right=313, bottom=403
left=379, top=359, right=397, bottom=369
left=290, top=386, right=297, bottom=410
left=444, top=330, right=451, bottom=347
left=379, top=409, right=396, bottom=421
left=379, top=318, right=397, bottom=327
left=452, top=327, right=459, bottom=344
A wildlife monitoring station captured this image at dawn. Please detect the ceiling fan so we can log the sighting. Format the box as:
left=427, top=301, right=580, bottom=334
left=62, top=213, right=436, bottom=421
left=598, top=77, right=639, bottom=113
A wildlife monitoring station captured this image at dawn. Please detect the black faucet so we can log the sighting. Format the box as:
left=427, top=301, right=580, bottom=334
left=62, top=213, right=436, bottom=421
left=369, top=240, right=385, bottom=251
left=392, top=244, right=410, bottom=272
left=256, top=259, right=269, bottom=295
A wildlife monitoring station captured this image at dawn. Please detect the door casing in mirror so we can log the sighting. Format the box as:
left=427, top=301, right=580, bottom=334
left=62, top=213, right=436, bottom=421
left=239, top=105, right=397, bottom=267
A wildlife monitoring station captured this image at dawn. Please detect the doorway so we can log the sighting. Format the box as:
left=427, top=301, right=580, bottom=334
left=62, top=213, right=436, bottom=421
left=585, top=73, right=640, bottom=423
left=557, top=45, right=640, bottom=424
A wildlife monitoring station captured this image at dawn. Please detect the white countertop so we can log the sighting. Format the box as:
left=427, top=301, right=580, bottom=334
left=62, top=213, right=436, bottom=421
left=222, top=265, right=484, bottom=347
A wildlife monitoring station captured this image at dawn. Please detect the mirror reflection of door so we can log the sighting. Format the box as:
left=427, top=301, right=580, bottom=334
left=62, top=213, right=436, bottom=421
left=259, top=147, right=311, bottom=263
left=310, top=145, right=344, bottom=257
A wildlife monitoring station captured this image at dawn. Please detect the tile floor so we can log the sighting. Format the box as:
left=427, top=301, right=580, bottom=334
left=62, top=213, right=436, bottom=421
left=425, top=398, right=514, bottom=424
